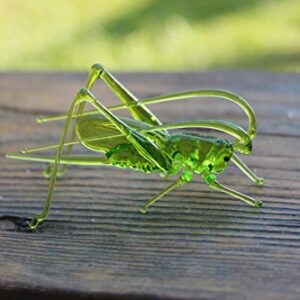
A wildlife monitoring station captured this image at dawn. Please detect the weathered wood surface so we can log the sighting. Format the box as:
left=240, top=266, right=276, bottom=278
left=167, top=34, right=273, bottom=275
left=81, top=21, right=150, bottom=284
left=0, top=71, right=299, bottom=300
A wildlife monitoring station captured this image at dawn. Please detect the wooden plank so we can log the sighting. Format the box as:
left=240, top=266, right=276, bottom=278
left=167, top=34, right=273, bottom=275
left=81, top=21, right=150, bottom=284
left=0, top=71, right=299, bottom=300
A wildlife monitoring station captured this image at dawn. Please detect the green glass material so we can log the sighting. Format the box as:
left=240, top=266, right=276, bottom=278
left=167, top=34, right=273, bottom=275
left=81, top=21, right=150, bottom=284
left=6, top=64, right=264, bottom=230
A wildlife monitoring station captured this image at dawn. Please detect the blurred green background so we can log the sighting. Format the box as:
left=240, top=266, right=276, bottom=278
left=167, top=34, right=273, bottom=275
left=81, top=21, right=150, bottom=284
left=1, top=0, right=299, bottom=71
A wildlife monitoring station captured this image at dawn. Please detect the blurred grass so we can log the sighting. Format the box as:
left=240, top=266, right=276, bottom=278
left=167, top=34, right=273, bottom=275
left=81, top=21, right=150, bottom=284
left=0, top=0, right=299, bottom=71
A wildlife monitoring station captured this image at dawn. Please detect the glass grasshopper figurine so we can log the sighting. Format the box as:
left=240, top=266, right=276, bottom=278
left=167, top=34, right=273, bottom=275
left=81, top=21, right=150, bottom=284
left=6, top=64, right=264, bottom=229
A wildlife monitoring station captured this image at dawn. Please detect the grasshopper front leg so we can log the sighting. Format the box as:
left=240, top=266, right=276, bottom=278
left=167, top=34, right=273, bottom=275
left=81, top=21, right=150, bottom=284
left=231, top=153, right=264, bottom=185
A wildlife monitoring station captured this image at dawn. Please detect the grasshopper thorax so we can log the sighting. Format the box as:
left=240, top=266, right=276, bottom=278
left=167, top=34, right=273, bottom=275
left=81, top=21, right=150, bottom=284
left=164, top=134, right=233, bottom=176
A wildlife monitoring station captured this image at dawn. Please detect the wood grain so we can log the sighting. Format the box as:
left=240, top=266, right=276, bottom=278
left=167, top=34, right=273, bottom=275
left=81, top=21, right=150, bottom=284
left=0, top=71, right=299, bottom=300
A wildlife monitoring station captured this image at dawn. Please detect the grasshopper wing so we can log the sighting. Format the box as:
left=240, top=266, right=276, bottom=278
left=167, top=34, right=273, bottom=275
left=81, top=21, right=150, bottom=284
left=76, top=115, right=156, bottom=153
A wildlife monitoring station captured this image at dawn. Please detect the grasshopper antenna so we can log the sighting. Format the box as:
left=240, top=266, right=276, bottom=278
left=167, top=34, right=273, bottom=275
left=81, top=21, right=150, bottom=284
left=37, top=89, right=257, bottom=140
left=23, top=119, right=251, bottom=155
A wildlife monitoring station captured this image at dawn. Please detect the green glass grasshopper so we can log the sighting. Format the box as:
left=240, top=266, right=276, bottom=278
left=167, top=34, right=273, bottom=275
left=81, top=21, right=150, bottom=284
left=6, top=64, right=264, bottom=229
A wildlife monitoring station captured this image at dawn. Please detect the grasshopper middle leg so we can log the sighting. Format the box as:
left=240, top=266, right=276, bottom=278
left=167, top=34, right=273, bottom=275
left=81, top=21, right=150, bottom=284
left=140, top=176, right=189, bottom=213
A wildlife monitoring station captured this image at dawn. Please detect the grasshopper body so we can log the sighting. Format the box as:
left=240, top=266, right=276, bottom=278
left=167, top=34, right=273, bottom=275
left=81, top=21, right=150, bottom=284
left=7, top=64, right=264, bottom=229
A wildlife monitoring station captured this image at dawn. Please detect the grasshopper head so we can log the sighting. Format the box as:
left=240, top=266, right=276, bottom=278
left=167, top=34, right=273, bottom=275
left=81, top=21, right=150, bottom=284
left=205, top=139, right=233, bottom=174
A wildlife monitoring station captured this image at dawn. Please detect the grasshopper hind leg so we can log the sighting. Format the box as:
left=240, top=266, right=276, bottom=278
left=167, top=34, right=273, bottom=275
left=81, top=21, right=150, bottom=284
left=30, top=87, right=170, bottom=229
left=28, top=91, right=93, bottom=229
left=42, top=63, right=166, bottom=179
left=87, top=64, right=165, bottom=128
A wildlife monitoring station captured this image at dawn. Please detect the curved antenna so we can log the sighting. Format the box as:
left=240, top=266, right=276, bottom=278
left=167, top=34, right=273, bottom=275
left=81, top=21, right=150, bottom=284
left=134, top=90, right=257, bottom=140
left=24, top=119, right=251, bottom=155
left=37, top=89, right=257, bottom=140
left=143, top=119, right=252, bottom=153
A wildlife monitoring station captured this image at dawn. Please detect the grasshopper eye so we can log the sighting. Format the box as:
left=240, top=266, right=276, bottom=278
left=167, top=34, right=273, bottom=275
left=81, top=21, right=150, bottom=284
left=223, top=156, right=230, bottom=162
